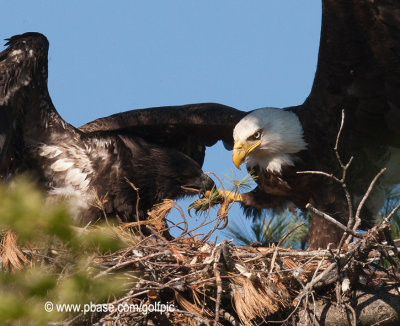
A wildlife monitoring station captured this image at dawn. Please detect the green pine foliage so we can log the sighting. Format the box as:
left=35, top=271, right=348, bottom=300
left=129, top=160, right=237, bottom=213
left=223, top=171, right=308, bottom=248
left=225, top=210, right=308, bottom=248
left=0, top=177, right=132, bottom=325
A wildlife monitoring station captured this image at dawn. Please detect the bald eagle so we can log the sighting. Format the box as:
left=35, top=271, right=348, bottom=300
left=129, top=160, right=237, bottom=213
left=81, top=0, right=400, bottom=249
left=0, top=32, right=245, bottom=224
left=229, top=0, right=400, bottom=248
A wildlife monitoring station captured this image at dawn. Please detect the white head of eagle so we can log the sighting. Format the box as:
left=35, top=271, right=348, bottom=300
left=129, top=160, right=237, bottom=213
left=232, top=108, right=307, bottom=174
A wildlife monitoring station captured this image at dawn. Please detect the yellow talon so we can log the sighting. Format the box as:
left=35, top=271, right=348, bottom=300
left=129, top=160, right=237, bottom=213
left=189, top=189, right=243, bottom=215
left=218, top=190, right=242, bottom=203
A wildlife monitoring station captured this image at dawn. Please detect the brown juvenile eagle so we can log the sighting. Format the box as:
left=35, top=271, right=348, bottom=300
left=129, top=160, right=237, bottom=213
left=0, top=32, right=245, bottom=224
left=80, top=0, right=400, bottom=249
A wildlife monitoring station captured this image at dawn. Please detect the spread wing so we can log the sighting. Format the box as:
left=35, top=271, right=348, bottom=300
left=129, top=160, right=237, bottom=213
left=289, top=0, right=400, bottom=248
left=291, top=0, right=400, bottom=150
left=79, top=103, right=246, bottom=165
left=0, top=32, right=50, bottom=178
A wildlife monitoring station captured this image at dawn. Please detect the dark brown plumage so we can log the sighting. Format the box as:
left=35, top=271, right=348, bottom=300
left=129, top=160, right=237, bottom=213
left=0, top=32, right=241, bottom=224
left=79, top=103, right=246, bottom=166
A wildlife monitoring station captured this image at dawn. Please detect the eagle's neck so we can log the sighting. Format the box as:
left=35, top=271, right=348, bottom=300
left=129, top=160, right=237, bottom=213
left=246, top=152, right=296, bottom=174
left=22, top=89, right=78, bottom=143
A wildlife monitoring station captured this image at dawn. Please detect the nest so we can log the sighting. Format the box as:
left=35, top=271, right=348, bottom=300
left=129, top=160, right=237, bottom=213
left=91, top=239, right=323, bottom=325
left=39, top=199, right=397, bottom=326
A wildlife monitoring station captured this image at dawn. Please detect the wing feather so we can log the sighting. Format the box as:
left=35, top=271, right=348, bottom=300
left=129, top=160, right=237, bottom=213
left=0, top=32, right=50, bottom=178
left=79, top=103, right=246, bottom=165
left=291, top=0, right=400, bottom=148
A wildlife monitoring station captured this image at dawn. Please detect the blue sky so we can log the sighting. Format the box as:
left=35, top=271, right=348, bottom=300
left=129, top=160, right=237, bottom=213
left=2, top=1, right=321, bottom=242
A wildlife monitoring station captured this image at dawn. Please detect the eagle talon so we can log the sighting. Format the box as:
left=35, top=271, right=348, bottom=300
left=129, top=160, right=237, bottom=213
left=188, top=189, right=243, bottom=215
left=216, top=190, right=243, bottom=204
left=188, top=197, right=211, bottom=215
left=188, top=190, right=216, bottom=213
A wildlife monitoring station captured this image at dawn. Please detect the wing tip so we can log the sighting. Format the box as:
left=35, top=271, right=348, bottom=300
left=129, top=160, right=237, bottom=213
left=4, top=32, right=48, bottom=48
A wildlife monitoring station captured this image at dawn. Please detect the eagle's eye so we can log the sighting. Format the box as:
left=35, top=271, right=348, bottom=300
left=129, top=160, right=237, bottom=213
left=252, top=131, right=262, bottom=140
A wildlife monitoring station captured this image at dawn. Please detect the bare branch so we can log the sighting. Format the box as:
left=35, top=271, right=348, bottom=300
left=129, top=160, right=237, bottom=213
left=306, top=203, right=363, bottom=238
left=354, top=168, right=387, bottom=227
left=384, top=202, right=400, bottom=224
left=294, top=262, right=337, bottom=305
left=334, top=109, right=346, bottom=167
left=296, top=170, right=341, bottom=183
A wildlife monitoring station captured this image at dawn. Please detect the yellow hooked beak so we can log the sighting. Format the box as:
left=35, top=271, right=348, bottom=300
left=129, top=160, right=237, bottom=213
left=232, top=140, right=261, bottom=169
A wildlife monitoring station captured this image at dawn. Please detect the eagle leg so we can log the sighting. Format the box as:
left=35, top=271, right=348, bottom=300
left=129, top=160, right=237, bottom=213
left=188, top=189, right=243, bottom=214
left=213, top=190, right=243, bottom=203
